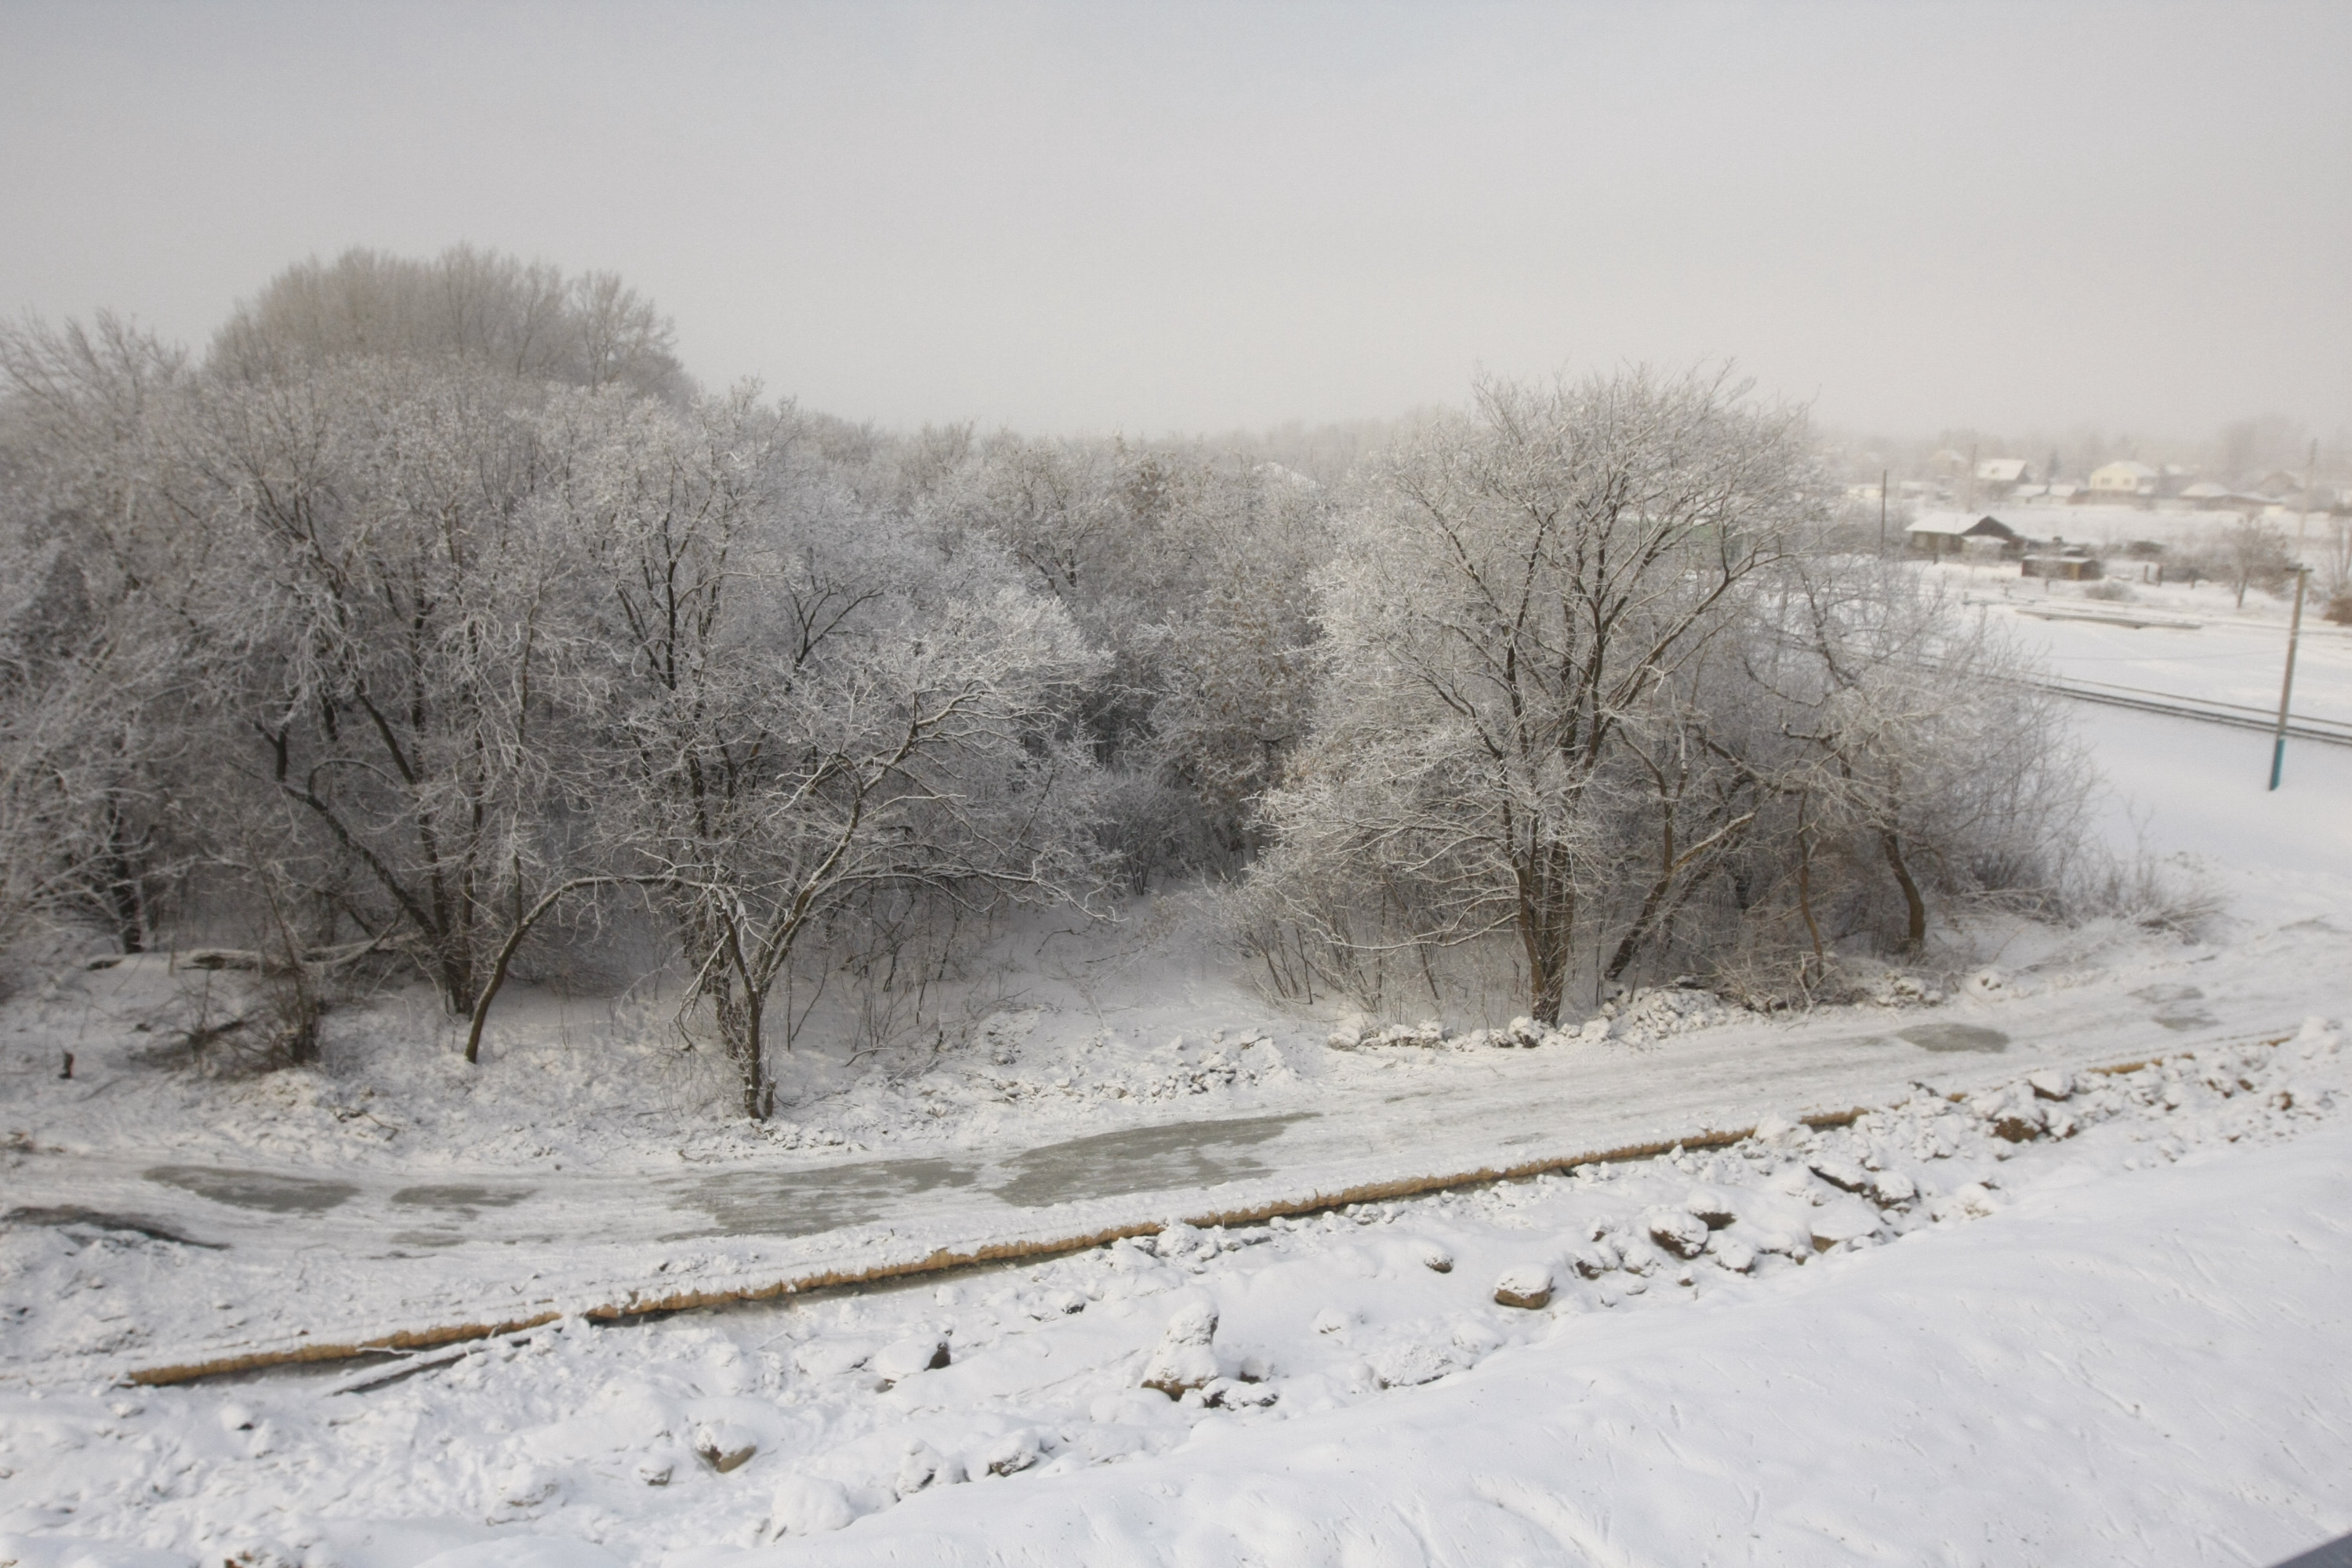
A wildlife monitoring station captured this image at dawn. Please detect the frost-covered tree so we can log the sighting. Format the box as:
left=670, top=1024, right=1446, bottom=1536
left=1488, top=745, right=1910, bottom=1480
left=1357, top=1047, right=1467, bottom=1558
left=1127, top=459, right=1330, bottom=869
left=0, top=316, right=201, bottom=953
left=1752, top=557, right=2092, bottom=971
left=209, top=245, right=684, bottom=400
left=2220, top=516, right=2293, bottom=608
left=1258, top=368, right=1816, bottom=1023
left=170, top=356, right=612, bottom=1014
left=566, top=405, right=1107, bottom=1116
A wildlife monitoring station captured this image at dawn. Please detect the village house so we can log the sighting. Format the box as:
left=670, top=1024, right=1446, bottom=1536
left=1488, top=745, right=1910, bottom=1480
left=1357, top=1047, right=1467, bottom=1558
left=2170, top=481, right=2284, bottom=516
left=1905, top=511, right=2025, bottom=559
left=2085, top=459, right=2158, bottom=500
left=1974, top=456, right=2032, bottom=496
left=2021, top=541, right=2104, bottom=580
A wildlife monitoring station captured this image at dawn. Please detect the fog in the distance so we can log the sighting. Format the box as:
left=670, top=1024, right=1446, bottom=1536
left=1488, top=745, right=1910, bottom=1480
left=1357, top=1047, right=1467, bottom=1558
left=2, top=2, right=2345, bottom=439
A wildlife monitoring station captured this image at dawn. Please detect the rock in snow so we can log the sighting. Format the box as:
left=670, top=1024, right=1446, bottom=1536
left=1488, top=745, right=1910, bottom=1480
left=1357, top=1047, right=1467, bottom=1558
left=1809, top=1155, right=1875, bottom=1194
left=1645, top=1207, right=1711, bottom=1259
left=977, top=1428, right=1044, bottom=1477
left=2028, top=1069, right=2074, bottom=1101
left=1993, top=1106, right=2047, bottom=1143
left=1684, top=1186, right=1737, bottom=1229
left=1494, top=1264, right=1554, bottom=1309
left=694, top=1421, right=758, bottom=1474
left=1808, top=1199, right=1882, bottom=1251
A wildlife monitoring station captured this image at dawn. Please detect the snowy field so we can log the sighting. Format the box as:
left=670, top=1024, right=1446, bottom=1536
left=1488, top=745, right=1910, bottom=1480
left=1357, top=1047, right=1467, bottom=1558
left=2071, top=705, right=2352, bottom=876
left=5, top=575, right=2352, bottom=1566
left=1928, top=556, right=2352, bottom=723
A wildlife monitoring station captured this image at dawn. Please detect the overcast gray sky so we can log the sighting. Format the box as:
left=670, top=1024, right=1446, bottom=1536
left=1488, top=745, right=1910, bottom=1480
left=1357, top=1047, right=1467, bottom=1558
left=4, top=2, right=2346, bottom=440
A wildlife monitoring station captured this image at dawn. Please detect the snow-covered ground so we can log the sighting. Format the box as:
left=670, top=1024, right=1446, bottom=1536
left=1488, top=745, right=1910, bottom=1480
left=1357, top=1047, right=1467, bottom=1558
left=5, top=564, right=2351, bottom=1566
left=2070, top=704, right=2352, bottom=874
left=1927, top=556, right=2352, bottom=724
left=2, top=1021, right=2343, bottom=1567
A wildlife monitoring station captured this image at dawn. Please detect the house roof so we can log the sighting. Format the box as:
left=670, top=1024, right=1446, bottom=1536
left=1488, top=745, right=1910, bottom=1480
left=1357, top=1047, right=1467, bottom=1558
left=2090, top=460, right=2157, bottom=481
left=1907, top=512, right=2023, bottom=539
left=1976, top=458, right=2029, bottom=481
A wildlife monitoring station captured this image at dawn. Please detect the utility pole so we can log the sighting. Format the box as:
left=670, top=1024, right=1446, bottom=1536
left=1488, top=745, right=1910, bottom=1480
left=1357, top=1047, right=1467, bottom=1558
left=2269, top=564, right=2311, bottom=792
left=2296, top=437, right=2318, bottom=560
left=1879, top=467, right=1889, bottom=557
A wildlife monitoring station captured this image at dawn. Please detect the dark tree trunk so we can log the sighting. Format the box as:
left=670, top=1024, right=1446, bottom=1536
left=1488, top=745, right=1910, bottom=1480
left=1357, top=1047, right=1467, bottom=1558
left=1518, top=845, right=1576, bottom=1025
left=1880, top=829, right=1928, bottom=949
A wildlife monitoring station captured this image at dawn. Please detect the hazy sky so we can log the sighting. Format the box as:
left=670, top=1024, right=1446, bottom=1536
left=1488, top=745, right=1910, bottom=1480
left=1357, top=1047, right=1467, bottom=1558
left=4, top=2, right=2347, bottom=440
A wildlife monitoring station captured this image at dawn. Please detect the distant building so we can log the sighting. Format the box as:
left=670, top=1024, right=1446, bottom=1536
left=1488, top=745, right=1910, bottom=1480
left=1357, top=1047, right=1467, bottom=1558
left=2021, top=544, right=2103, bottom=581
left=2169, top=482, right=2285, bottom=516
left=2085, top=460, right=2158, bottom=500
left=1907, top=512, right=2025, bottom=559
left=1973, top=457, right=2031, bottom=499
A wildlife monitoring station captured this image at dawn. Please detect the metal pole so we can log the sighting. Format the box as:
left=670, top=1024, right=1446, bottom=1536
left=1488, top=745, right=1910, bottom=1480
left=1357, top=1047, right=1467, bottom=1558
left=2269, top=564, right=2310, bottom=791
left=2297, top=437, right=2318, bottom=560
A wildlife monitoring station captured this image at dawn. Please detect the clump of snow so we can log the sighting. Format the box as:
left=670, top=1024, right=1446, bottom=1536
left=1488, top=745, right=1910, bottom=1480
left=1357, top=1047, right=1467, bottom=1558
left=769, top=1472, right=857, bottom=1535
left=891, top=1439, right=960, bottom=1498
left=1325, top=988, right=1746, bottom=1054
left=869, top=1334, right=950, bottom=1383
left=1600, top=985, right=1737, bottom=1040
left=1138, top=1294, right=1220, bottom=1398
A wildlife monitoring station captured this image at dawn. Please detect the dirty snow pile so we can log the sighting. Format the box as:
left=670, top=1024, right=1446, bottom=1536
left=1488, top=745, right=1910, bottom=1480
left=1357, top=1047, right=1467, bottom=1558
left=2, top=1019, right=2345, bottom=1568
left=1325, top=983, right=1739, bottom=1054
